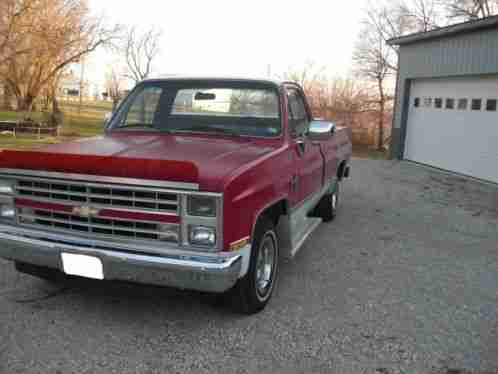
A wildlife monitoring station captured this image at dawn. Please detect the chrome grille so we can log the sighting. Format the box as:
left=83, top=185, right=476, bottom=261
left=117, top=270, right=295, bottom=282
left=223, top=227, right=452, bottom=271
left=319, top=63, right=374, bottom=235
left=18, top=208, right=178, bottom=242
left=16, top=179, right=179, bottom=213
left=17, top=208, right=179, bottom=242
left=13, top=177, right=181, bottom=243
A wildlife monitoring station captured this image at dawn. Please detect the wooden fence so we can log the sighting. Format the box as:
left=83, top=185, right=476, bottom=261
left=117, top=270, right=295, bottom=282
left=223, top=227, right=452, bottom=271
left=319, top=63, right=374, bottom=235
left=0, top=121, right=59, bottom=139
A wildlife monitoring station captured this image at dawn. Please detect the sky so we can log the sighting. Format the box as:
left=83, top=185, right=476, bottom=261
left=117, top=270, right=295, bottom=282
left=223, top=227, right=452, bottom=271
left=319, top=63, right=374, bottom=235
left=86, top=0, right=368, bottom=90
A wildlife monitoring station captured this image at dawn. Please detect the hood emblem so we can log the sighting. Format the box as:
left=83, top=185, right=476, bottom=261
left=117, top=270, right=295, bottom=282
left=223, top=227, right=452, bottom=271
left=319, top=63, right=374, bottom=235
left=72, top=206, right=100, bottom=218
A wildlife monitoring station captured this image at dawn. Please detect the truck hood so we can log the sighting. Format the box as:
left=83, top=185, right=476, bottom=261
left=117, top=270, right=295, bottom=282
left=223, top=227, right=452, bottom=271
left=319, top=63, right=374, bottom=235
left=0, top=133, right=275, bottom=191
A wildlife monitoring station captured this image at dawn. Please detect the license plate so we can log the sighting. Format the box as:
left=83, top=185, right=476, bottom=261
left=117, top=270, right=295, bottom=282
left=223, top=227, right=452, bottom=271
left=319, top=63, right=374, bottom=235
left=61, top=253, right=104, bottom=280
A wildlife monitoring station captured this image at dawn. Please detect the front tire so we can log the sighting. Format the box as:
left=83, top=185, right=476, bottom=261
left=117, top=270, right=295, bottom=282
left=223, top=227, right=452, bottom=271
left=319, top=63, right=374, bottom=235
left=229, top=217, right=279, bottom=314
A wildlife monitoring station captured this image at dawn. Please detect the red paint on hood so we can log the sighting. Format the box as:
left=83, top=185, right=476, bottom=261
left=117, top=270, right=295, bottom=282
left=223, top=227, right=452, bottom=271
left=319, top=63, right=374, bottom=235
left=0, top=133, right=275, bottom=191
left=0, top=150, right=198, bottom=183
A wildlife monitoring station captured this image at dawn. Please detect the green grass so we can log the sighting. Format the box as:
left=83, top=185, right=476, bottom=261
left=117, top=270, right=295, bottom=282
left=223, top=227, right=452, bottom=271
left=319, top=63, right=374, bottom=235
left=0, top=105, right=106, bottom=150
left=59, top=100, right=113, bottom=112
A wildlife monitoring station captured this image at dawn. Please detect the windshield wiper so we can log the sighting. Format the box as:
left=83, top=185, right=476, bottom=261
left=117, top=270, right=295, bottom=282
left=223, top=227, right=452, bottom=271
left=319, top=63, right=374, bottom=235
left=175, top=126, right=241, bottom=137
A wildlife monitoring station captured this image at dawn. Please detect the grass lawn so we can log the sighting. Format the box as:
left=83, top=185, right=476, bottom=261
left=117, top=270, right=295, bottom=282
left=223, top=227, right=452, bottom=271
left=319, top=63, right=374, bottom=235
left=0, top=106, right=107, bottom=150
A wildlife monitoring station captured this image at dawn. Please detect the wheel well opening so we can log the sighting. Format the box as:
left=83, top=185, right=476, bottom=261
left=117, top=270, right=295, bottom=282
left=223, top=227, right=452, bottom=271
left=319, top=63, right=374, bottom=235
left=261, top=200, right=288, bottom=227
left=337, top=161, right=346, bottom=180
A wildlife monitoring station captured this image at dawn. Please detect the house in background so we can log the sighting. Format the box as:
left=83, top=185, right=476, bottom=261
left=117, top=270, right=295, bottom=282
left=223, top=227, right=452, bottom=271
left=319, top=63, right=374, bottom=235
left=58, top=71, right=93, bottom=101
left=389, top=16, right=498, bottom=184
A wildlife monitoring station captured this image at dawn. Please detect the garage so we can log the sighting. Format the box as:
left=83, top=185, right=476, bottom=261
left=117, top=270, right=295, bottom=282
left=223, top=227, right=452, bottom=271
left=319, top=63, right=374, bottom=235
left=389, top=16, right=498, bottom=184
left=405, top=76, right=498, bottom=183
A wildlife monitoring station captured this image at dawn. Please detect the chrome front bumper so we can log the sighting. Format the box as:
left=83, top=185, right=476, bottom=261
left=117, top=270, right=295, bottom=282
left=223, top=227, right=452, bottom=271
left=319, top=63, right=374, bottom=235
left=0, top=225, right=248, bottom=293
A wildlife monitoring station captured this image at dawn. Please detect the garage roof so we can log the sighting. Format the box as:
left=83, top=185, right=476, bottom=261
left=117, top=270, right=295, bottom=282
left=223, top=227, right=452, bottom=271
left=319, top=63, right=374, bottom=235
left=388, top=14, right=498, bottom=46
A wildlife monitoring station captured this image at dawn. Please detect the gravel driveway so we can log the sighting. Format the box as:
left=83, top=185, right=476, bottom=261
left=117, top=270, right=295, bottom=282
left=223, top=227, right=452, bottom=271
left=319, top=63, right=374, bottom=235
left=1, top=159, right=497, bottom=374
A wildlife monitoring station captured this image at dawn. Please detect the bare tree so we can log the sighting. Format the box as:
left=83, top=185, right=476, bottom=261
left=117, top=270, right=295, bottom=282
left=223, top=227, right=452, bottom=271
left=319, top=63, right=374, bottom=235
left=0, top=0, right=121, bottom=114
left=362, top=1, right=419, bottom=72
left=444, top=0, right=497, bottom=19
left=279, top=61, right=325, bottom=93
left=0, top=0, right=37, bottom=63
left=354, top=0, right=447, bottom=151
left=399, top=0, right=444, bottom=31
left=354, top=13, right=397, bottom=151
left=307, top=78, right=376, bottom=125
left=122, top=26, right=162, bottom=84
left=0, top=0, right=37, bottom=109
left=105, top=67, right=125, bottom=111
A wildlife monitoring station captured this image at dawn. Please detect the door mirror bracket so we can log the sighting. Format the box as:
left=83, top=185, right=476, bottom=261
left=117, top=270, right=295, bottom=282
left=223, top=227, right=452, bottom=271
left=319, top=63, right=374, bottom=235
left=296, top=138, right=306, bottom=156
left=308, top=120, right=336, bottom=142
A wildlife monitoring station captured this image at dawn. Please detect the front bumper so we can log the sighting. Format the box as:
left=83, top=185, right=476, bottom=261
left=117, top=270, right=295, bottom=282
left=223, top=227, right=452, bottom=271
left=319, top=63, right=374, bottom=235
left=0, top=225, right=247, bottom=293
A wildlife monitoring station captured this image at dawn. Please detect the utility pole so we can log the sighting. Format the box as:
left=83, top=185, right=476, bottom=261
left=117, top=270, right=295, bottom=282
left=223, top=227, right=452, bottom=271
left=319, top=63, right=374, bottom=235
left=78, top=57, right=86, bottom=114
left=266, top=64, right=272, bottom=78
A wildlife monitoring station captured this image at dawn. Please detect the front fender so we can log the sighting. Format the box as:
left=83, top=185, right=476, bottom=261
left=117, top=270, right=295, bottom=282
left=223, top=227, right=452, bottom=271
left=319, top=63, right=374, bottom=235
left=222, top=146, right=292, bottom=250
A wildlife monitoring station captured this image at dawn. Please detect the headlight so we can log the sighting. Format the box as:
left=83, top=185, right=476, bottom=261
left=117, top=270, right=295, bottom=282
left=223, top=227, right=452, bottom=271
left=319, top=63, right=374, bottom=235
left=189, top=225, right=216, bottom=246
left=187, top=196, right=216, bottom=217
left=0, top=202, right=15, bottom=220
left=0, top=180, right=14, bottom=195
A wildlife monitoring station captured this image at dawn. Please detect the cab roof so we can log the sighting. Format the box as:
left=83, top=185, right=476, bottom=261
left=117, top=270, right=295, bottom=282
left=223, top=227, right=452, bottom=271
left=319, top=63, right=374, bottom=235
left=142, top=75, right=297, bottom=88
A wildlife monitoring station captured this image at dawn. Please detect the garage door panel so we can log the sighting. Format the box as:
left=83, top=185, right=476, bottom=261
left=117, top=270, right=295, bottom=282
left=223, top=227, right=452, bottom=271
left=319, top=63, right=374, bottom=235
left=405, top=77, right=498, bottom=184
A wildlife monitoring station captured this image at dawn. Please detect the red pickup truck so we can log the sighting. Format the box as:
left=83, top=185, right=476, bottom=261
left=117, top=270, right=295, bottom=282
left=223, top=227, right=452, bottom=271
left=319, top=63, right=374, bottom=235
left=0, top=77, right=351, bottom=313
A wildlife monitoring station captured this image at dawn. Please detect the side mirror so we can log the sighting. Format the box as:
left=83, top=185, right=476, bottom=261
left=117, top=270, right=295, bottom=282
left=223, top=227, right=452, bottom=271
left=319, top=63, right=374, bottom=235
left=308, top=120, right=336, bottom=141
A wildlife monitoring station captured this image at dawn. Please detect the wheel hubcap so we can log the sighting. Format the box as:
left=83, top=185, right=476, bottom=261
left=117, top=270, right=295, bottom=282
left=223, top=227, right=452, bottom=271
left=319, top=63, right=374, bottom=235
left=255, top=234, right=276, bottom=299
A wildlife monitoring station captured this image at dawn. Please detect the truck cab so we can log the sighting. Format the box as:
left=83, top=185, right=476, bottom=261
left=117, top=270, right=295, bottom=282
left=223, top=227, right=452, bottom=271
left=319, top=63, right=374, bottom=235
left=0, top=77, right=351, bottom=313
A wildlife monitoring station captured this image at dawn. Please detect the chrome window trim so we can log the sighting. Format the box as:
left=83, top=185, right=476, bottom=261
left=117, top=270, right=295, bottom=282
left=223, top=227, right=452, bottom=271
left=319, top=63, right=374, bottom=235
left=0, top=168, right=199, bottom=191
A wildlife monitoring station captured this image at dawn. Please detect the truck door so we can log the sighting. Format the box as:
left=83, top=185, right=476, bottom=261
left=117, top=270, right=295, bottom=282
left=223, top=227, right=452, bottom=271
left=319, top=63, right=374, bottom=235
left=286, top=86, right=324, bottom=206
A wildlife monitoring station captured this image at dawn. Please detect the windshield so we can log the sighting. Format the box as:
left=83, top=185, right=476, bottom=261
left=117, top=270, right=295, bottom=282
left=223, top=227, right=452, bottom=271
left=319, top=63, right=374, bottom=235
left=108, top=81, right=282, bottom=138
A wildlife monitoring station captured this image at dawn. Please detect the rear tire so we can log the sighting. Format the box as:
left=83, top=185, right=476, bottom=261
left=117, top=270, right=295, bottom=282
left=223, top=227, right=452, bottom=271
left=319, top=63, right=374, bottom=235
left=15, top=261, right=64, bottom=283
left=316, top=181, right=340, bottom=222
left=227, top=217, right=279, bottom=314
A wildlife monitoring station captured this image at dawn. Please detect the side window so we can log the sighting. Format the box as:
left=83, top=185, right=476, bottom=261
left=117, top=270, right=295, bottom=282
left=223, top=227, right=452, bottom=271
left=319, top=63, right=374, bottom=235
left=434, top=98, right=443, bottom=109
left=445, top=98, right=455, bottom=109
left=414, top=98, right=420, bottom=108
left=287, top=88, right=309, bottom=138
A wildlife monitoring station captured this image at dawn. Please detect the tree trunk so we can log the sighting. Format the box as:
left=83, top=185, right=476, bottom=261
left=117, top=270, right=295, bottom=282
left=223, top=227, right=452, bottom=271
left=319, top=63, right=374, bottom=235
left=42, top=94, right=50, bottom=111
left=50, top=95, right=64, bottom=126
left=16, top=96, right=25, bottom=111
left=17, top=94, right=35, bottom=117
left=377, top=77, right=385, bottom=151
left=2, top=84, right=13, bottom=110
left=52, top=94, right=61, bottom=114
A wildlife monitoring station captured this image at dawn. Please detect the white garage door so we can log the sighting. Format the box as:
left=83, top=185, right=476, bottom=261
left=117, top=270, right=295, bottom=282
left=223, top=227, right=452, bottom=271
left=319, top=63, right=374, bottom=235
left=405, top=76, right=498, bottom=184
